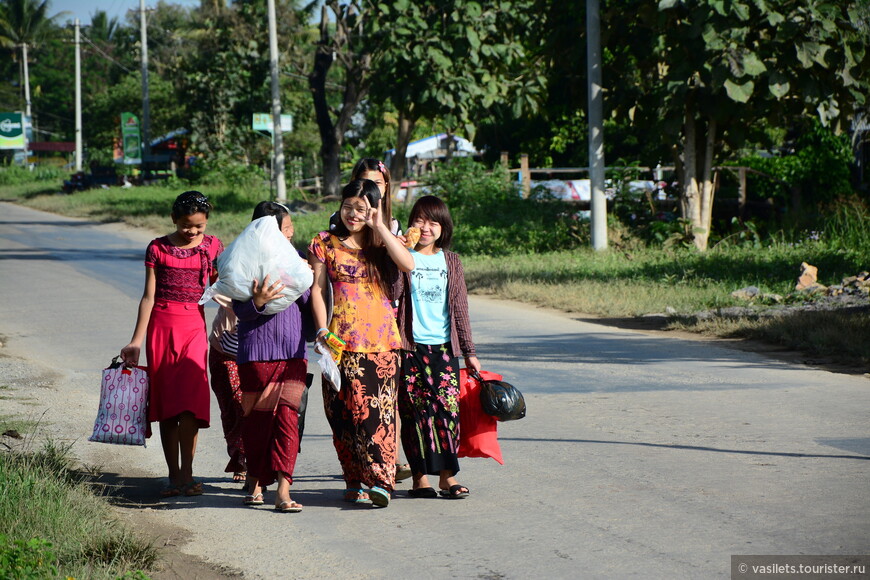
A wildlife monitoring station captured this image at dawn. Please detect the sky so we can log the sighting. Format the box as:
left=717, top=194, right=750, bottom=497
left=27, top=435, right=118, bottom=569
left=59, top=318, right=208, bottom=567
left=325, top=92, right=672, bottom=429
left=49, top=0, right=203, bottom=26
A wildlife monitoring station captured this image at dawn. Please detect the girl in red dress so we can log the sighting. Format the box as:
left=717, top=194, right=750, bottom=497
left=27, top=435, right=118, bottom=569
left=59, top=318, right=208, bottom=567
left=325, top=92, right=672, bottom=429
left=121, top=191, right=224, bottom=497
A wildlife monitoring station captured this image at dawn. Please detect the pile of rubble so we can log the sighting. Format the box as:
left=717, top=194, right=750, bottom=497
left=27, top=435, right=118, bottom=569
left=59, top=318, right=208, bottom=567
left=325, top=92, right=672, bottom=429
left=793, top=262, right=870, bottom=297
left=730, top=263, right=869, bottom=304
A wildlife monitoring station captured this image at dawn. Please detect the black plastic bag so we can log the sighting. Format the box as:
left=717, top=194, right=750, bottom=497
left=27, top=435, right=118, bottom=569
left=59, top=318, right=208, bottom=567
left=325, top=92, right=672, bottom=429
left=474, top=371, right=526, bottom=421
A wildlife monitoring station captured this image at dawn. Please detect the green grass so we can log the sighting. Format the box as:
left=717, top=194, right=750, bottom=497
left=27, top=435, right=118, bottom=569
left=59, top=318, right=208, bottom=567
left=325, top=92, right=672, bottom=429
left=0, top=440, right=156, bottom=579
left=0, top=414, right=38, bottom=436
left=462, top=242, right=866, bottom=316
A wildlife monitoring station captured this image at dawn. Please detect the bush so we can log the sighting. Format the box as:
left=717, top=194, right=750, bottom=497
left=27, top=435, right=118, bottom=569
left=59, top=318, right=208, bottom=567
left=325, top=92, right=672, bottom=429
left=738, top=119, right=855, bottom=210
left=424, top=158, right=588, bottom=255
left=0, top=536, right=58, bottom=579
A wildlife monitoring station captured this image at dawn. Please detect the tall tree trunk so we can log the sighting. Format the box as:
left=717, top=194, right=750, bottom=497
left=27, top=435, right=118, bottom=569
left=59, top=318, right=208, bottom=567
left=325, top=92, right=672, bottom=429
left=679, top=101, right=717, bottom=252
left=309, top=8, right=340, bottom=197
left=390, top=107, right=416, bottom=189
left=682, top=102, right=703, bottom=245
left=308, top=2, right=370, bottom=198
left=697, top=118, right=717, bottom=251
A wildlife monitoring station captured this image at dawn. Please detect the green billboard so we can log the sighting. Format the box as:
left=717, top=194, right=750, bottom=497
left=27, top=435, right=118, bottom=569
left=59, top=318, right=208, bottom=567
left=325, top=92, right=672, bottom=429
left=0, top=112, right=25, bottom=150
left=121, top=112, right=141, bottom=164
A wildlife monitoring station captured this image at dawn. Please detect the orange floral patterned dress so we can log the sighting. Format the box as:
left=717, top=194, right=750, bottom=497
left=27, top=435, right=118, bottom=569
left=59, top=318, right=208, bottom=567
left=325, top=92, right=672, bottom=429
left=309, top=231, right=401, bottom=491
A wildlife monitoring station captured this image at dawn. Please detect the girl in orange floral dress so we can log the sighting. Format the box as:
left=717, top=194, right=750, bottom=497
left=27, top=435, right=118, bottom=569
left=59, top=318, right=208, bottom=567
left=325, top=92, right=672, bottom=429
left=308, top=179, right=414, bottom=507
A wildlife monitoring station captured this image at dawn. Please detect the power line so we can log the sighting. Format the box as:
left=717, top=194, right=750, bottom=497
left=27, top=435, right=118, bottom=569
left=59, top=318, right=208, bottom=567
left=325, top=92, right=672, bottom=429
left=79, top=32, right=133, bottom=73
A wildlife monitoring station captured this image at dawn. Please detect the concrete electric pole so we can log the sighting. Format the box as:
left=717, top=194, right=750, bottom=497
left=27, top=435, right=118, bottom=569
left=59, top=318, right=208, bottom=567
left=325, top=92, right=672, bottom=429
left=267, top=0, right=287, bottom=203
left=587, top=0, right=608, bottom=250
left=74, top=19, right=82, bottom=172
left=140, top=0, right=151, bottom=180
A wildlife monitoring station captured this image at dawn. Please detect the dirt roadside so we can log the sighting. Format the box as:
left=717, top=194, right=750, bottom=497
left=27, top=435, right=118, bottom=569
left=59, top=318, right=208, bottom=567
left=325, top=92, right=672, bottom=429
left=572, top=310, right=869, bottom=378
left=0, top=350, right=239, bottom=580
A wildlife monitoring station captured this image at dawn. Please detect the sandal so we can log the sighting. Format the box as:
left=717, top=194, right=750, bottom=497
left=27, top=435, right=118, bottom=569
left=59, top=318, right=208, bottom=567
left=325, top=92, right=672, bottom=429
left=181, top=481, right=203, bottom=497
left=160, top=485, right=182, bottom=498
left=439, top=484, right=469, bottom=499
left=368, top=486, right=390, bottom=508
left=408, top=487, right=438, bottom=499
left=343, top=488, right=369, bottom=504
left=243, top=492, right=264, bottom=506
left=232, top=471, right=247, bottom=483
left=275, top=500, right=303, bottom=513
left=395, top=463, right=413, bottom=482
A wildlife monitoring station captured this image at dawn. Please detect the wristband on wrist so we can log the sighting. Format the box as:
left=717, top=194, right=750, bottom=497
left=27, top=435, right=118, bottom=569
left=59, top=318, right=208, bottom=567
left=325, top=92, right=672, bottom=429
left=317, top=327, right=329, bottom=335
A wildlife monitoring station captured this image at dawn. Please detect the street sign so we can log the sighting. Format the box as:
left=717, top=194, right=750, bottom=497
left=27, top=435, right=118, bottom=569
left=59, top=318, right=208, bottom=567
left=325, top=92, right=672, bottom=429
left=252, top=113, right=293, bottom=134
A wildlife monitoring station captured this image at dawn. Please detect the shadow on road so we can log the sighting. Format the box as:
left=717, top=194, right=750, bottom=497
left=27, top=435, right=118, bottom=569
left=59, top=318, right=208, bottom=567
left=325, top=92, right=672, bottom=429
left=499, top=436, right=870, bottom=461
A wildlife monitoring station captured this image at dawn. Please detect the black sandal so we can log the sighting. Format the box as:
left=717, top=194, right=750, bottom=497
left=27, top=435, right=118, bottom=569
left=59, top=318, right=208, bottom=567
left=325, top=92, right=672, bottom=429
left=439, top=484, right=469, bottom=499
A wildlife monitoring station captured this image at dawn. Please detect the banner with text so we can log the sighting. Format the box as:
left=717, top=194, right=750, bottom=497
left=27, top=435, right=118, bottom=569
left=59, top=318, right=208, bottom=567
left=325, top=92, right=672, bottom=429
left=121, top=113, right=141, bottom=164
left=0, top=112, right=25, bottom=150
left=252, top=113, right=293, bottom=134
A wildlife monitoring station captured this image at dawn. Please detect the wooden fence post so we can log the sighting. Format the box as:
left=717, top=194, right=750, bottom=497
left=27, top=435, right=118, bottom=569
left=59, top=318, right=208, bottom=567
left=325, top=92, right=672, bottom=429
left=520, top=153, right=531, bottom=198
left=738, top=166, right=747, bottom=219
left=500, top=151, right=509, bottom=168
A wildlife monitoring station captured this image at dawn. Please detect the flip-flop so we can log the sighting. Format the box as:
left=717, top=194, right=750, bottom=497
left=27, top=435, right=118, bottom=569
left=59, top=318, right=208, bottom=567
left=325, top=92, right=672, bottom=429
left=160, top=485, right=181, bottom=498
left=232, top=471, right=247, bottom=483
left=275, top=500, right=303, bottom=513
left=244, top=492, right=264, bottom=506
left=408, top=487, right=438, bottom=498
left=439, top=484, right=469, bottom=499
left=368, top=486, right=390, bottom=507
left=343, top=488, right=369, bottom=503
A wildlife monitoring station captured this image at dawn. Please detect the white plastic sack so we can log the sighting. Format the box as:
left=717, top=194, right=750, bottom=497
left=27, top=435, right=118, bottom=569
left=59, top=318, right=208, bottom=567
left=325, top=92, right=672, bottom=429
left=200, top=216, right=313, bottom=315
left=315, top=343, right=341, bottom=392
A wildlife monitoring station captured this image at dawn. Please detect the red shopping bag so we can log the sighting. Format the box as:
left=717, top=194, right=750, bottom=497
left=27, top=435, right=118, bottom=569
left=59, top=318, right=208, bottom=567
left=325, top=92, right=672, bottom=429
left=458, top=369, right=504, bottom=464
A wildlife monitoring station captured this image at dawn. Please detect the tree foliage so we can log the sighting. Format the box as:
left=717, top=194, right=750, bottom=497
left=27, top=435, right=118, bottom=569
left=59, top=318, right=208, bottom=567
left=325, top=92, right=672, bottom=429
left=604, top=0, right=870, bottom=250
left=366, top=0, right=545, bottom=184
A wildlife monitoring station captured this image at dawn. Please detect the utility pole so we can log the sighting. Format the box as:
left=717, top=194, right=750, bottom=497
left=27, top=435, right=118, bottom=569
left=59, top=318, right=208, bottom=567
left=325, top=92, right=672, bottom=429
left=267, top=0, right=287, bottom=203
left=74, top=19, right=83, bottom=172
left=587, top=0, right=607, bottom=250
left=21, top=43, right=31, bottom=118
left=21, top=43, right=31, bottom=166
left=140, top=0, right=151, bottom=181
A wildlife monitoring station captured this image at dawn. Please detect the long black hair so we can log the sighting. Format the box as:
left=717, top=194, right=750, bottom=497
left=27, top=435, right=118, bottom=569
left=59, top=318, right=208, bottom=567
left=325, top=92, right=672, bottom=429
left=333, top=179, right=391, bottom=296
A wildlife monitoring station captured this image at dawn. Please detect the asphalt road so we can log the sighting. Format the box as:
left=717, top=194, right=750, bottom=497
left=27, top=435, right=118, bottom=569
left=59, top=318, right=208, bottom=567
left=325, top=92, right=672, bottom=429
left=0, top=202, right=868, bottom=579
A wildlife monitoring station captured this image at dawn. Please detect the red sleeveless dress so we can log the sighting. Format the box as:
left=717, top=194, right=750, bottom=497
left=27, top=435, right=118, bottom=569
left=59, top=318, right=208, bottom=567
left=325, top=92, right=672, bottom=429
left=144, top=234, right=223, bottom=430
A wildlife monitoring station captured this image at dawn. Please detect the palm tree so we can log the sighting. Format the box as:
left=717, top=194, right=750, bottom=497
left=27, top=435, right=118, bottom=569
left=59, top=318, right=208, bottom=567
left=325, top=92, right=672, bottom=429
left=86, top=9, right=119, bottom=43
left=0, top=0, right=67, bottom=117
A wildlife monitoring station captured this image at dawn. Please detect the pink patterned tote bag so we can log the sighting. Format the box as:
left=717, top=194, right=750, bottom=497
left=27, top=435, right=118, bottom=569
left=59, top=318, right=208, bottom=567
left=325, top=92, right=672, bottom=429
left=89, top=357, right=149, bottom=446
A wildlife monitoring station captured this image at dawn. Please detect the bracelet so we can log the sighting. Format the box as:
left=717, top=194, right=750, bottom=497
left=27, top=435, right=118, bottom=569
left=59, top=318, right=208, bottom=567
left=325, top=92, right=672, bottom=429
left=317, top=327, right=329, bottom=335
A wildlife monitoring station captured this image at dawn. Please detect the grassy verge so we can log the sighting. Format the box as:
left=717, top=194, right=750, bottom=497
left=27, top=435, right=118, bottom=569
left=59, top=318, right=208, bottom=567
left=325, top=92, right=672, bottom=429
left=463, top=247, right=869, bottom=367
left=668, top=308, right=870, bottom=365
left=1, top=438, right=156, bottom=579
